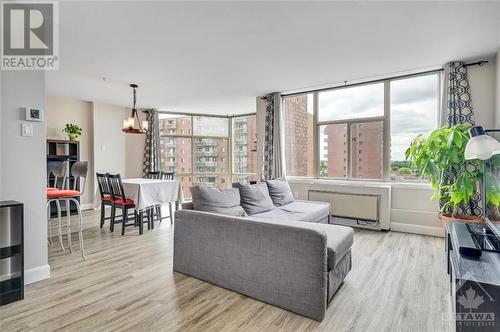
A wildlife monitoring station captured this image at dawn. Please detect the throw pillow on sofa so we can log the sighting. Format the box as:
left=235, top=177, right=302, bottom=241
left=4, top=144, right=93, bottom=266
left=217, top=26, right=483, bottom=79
left=266, top=177, right=295, bottom=206
left=191, top=185, right=247, bottom=217
left=235, top=182, right=275, bottom=215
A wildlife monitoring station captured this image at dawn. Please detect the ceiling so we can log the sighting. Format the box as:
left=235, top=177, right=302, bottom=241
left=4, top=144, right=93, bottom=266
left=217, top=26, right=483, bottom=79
left=48, top=1, right=500, bottom=115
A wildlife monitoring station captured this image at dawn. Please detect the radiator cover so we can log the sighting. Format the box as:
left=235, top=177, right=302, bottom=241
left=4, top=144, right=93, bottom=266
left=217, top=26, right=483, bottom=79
left=308, top=190, right=380, bottom=222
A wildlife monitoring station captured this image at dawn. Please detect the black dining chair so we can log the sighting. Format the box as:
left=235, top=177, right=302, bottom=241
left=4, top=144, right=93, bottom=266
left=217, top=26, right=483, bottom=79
left=96, top=172, right=118, bottom=231
left=161, top=172, right=175, bottom=180
left=107, top=173, right=150, bottom=235
left=148, top=171, right=175, bottom=226
left=146, top=171, right=161, bottom=179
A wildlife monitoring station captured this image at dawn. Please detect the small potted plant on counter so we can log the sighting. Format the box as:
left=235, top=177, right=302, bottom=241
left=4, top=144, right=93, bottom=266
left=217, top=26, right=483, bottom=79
left=63, top=123, right=82, bottom=141
left=405, top=124, right=484, bottom=225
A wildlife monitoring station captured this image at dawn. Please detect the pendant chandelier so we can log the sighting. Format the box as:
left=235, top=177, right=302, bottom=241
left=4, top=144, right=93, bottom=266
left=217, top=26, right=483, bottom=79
left=122, top=84, right=148, bottom=134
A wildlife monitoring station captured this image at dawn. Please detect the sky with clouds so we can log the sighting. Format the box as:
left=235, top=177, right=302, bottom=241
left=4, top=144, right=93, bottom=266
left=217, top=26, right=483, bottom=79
left=390, top=74, right=438, bottom=161
left=317, top=74, right=438, bottom=161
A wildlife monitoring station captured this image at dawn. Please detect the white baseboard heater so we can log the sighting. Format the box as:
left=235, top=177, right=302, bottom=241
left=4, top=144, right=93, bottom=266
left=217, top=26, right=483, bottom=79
left=308, top=190, right=380, bottom=222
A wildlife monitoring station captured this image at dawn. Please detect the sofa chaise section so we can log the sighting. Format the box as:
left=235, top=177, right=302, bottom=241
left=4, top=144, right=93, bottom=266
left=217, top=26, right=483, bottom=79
left=250, top=200, right=331, bottom=224
left=173, top=208, right=353, bottom=321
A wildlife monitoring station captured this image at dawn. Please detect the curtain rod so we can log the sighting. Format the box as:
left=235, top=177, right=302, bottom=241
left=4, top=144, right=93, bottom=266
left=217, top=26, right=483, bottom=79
left=155, top=110, right=256, bottom=119
left=275, top=60, right=488, bottom=98
left=463, top=60, right=488, bottom=67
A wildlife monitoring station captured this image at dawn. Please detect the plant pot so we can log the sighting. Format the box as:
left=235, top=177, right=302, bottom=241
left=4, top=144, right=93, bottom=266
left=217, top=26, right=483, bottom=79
left=68, top=133, right=79, bottom=141
left=440, top=213, right=482, bottom=228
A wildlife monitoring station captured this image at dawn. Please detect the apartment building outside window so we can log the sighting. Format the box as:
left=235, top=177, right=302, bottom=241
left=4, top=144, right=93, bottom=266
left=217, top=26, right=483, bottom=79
left=283, top=94, right=315, bottom=177
left=283, top=71, right=440, bottom=182
left=232, top=115, right=257, bottom=184
left=159, top=113, right=257, bottom=198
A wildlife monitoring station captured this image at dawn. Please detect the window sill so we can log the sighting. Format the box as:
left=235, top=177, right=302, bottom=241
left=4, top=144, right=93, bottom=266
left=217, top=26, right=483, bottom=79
left=286, top=177, right=432, bottom=191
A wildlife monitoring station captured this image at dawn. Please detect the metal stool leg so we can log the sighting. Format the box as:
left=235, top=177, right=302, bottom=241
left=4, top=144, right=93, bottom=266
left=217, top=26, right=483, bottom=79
left=71, top=198, right=85, bottom=261
left=169, top=202, right=174, bottom=225
left=65, top=199, right=72, bottom=253
left=55, top=200, right=65, bottom=252
left=47, top=201, right=53, bottom=245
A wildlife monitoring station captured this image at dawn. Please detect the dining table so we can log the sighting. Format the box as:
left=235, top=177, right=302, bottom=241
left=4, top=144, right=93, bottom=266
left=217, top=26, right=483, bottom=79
left=121, top=178, right=184, bottom=212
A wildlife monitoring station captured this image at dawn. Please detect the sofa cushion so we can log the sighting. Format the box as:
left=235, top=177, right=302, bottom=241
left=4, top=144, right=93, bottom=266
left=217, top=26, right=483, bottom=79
left=320, top=224, right=353, bottom=269
left=235, top=182, right=275, bottom=215
left=266, top=177, right=295, bottom=206
left=191, top=185, right=247, bottom=217
left=246, top=216, right=353, bottom=270
left=251, top=200, right=330, bottom=224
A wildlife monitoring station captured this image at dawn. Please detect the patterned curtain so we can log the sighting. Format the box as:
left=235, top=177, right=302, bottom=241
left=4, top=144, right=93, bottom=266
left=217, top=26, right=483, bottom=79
left=261, top=93, right=284, bottom=180
left=142, top=109, right=161, bottom=177
left=440, top=62, right=482, bottom=216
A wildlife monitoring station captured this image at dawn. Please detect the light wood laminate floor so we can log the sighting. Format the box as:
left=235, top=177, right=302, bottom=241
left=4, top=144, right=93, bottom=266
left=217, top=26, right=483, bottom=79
left=0, top=210, right=452, bottom=331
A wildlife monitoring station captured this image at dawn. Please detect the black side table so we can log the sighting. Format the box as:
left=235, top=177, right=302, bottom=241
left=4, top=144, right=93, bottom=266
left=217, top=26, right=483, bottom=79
left=0, top=200, right=24, bottom=305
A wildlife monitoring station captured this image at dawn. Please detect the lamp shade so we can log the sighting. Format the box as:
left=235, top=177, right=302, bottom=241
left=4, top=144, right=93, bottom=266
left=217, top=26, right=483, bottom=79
left=464, top=126, right=500, bottom=160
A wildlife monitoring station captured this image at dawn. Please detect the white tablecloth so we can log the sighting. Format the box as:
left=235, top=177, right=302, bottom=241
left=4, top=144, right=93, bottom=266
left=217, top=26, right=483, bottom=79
left=122, top=178, right=184, bottom=211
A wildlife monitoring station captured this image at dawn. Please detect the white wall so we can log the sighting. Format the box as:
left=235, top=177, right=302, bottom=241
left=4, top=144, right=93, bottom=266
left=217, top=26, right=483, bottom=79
left=93, top=102, right=128, bottom=177
left=288, top=180, right=442, bottom=237
left=46, top=96, right=94, bottom=206
left=496, top=49, right=500, bottom=128
left=389, top=184, right=441, bottom=236
left=468, top=57, right=496, bottom=128
left=125, top=134, right=145, bottom=178
left=1, top=71, right=50, bottom=283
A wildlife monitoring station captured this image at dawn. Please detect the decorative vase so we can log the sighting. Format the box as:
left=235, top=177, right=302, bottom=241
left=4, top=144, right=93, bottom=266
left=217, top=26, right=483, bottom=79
left=68, top=133, right=79, bottom=141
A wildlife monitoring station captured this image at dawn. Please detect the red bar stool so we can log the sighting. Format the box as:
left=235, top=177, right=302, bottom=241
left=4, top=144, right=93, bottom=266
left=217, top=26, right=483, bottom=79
left=47, top=161, right=69, bottom=250
left=46, top=161, right=88, bottom=260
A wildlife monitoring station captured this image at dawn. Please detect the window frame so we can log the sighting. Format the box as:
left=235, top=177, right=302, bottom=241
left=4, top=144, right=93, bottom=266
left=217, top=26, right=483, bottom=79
left=282, top=70, right=442, bottom=183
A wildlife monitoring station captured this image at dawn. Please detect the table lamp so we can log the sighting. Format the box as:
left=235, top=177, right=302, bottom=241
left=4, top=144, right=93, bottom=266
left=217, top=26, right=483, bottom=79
left=465, top=126, right=500, bottom=161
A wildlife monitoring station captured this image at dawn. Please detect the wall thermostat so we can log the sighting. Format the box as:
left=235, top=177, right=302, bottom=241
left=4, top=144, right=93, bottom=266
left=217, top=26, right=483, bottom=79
left=25, top=108, right=44, bottom=122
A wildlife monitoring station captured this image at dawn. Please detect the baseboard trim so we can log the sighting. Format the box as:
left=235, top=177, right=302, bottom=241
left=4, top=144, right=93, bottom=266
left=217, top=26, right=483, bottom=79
left=24, top=264, right=50, bottom=285
left=391, top=222, right=444, bottom=237
left=81, top=203, right=97, bottom=210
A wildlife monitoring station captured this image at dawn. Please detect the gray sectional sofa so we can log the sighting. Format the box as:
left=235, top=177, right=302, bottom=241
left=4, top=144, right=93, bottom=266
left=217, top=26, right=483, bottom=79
left=173, top=180, right=353, bottom=321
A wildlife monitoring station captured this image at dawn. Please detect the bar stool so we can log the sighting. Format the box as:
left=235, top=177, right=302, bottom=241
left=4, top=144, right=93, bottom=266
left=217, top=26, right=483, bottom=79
left=47, top=161, right=69, bottom=250
left=46, top=161, right=88, bottom=260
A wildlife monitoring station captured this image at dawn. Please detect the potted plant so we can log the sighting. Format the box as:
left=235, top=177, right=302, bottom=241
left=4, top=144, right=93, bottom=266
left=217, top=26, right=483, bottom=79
left=62, top=123, right=82, bottom=141
left=405, top=124, right=484, bottom=224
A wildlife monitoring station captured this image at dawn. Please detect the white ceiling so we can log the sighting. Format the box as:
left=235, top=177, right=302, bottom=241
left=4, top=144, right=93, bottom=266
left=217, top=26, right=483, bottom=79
left=48, top=1, right=500, bottom=115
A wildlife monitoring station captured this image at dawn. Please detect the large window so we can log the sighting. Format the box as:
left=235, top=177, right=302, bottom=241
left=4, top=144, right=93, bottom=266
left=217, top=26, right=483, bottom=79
left=232, top=115, right=257, bottom=184
left=159, top=115, right=193, bottom=197
left=283, top=71, right=440, bottom=182
left=159, top=113, right=256, bottom=198
left=318, top=84, right=384, bottom=180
